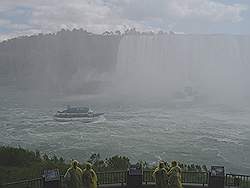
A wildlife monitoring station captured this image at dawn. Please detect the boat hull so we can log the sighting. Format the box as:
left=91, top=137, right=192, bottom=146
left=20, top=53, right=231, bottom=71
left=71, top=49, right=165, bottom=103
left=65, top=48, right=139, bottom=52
left=54, top=115, right=103, bottom=123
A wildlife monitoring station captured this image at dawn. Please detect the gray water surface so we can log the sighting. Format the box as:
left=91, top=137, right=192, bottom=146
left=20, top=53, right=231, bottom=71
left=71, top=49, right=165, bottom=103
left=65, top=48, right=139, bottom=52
left=0, top=87, right=250, bottom=174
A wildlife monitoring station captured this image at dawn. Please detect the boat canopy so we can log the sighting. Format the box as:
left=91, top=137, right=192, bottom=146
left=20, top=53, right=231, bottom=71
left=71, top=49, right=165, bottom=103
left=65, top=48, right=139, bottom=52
left=61, top=107, right=90, bottom=113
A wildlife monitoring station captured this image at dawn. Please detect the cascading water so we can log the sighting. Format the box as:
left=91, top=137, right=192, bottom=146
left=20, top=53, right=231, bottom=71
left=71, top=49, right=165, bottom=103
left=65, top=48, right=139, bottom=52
left=115, top=34, right=250, bottom=102
left=1, top=32, right=250, bottom=174
left=116, top=34, right=190, bottom=98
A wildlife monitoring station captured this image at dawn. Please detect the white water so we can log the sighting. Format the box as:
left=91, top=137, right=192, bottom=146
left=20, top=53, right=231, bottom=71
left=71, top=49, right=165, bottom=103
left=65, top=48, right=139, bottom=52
left=1, top=33, right=250, bottom=174
left=1, top=88, right=250, bottom=174
left=115, top=34, right=250, bottom=102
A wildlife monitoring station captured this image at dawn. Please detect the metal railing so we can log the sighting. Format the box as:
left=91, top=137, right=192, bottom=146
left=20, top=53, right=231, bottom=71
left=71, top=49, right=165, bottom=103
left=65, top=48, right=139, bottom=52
left=2, top=178, right=43, bottom=188
left=182, top=171, right=208, bottom=185
left=225, top=174, right=250, bottom=188
left=97, top=170, right=127, bottom=185
left=1, top=171, right=127, bottom=188
left=143, top=170, right=208, bottom=185
left=143, top=170, right=154, bottom=183
left=5, top=171, right=250, bottom=188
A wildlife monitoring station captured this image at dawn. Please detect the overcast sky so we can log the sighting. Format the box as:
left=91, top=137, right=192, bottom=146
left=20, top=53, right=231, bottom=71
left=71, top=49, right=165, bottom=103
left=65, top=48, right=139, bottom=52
left=0, top=0, right=249, bottom=41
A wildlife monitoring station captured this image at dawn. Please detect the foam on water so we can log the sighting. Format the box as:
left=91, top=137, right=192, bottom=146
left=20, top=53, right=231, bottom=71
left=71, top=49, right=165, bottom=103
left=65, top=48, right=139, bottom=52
left=1, top=83, right=250, bottom=173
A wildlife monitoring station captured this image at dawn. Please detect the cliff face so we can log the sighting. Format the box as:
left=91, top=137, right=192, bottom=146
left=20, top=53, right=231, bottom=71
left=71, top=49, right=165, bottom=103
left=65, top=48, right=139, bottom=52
left=0, top=29, right=121, bottom=94
left=0, top=30, right=250, bottom=97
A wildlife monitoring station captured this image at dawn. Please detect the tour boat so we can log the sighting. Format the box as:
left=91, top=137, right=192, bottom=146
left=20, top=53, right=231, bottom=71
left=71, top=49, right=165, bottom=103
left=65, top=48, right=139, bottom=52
left=54, top=106, right=104, bottom=123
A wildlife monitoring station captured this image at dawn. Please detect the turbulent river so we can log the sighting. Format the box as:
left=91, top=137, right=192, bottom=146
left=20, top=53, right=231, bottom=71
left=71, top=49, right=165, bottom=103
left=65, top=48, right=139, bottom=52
left=1, top=87, right=250, bottom=174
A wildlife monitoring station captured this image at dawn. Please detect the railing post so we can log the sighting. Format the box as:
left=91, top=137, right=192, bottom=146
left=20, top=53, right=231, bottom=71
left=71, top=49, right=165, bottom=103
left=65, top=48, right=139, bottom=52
left=208, top=166, right=225, bottom=188
left=127, top=164, right=143, bottom=188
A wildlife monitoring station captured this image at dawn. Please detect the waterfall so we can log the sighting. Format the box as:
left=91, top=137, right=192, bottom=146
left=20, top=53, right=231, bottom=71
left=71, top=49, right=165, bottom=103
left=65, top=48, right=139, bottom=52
left=115, top=34, right=250, bottom=101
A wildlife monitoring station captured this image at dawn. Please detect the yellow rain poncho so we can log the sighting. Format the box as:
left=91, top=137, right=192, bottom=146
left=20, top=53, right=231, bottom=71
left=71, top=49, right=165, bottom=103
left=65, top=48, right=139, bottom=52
left=82, top=163, right=98, bottom=188
left=168, top=161, right=183, bottom=188
left=153, top=162, right=168, bottom=188
left=64, top=160, right=83, bottom=188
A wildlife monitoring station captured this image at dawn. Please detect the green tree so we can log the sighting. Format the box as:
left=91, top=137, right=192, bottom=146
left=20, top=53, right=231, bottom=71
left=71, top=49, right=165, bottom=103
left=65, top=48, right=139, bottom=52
left=105, top=155, right=130, bottom=170
left=59, top=157, right=65, bottom=164
left=51, top=155, right=59, bottom=164
left=35, top=150, right=41, bottom=161
left=43, top=153, right=49, bottom=161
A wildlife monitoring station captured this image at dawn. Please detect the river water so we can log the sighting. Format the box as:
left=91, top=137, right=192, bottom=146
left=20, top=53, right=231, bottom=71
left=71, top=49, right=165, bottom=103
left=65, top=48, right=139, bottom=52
left=0, top=87, right=250, bottom=174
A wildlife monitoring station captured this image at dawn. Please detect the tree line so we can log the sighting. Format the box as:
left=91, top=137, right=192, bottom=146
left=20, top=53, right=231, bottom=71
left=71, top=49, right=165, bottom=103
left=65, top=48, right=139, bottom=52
left=0, top=146, right=207, bottom=183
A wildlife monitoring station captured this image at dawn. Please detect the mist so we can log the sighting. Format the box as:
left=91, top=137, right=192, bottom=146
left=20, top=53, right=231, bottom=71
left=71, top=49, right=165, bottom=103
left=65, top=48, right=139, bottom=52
left=0, top=30, right=250, bottom=105
left=114, top=34, right=250, bottom=105
left=1, top=30, right=250, bottom=174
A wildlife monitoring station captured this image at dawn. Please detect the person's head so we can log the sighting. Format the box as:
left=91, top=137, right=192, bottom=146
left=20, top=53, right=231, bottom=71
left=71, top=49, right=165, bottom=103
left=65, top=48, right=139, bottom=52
left=86, top=162, right=92, bottom=170
left=171, top=160, right=177, bottom=167
left=159, top=161, right=165, bottom=169
left=72, top=160, right=79, bottom=169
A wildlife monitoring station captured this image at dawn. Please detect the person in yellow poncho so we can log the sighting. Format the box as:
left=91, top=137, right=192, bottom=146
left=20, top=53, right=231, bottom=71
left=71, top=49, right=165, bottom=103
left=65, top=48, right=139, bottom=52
left=153, top=161, right=169, bottom=188
left=168, top=161, right=183, bottom=188
left=82, top=162, right=98, bottom=188
left=64, top=160, right=83, bottom=188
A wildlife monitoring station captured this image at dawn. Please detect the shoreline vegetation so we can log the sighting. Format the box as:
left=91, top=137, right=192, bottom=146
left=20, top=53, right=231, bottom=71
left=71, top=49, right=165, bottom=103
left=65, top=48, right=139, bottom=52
left=0, top=146, right=208, bottom=183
